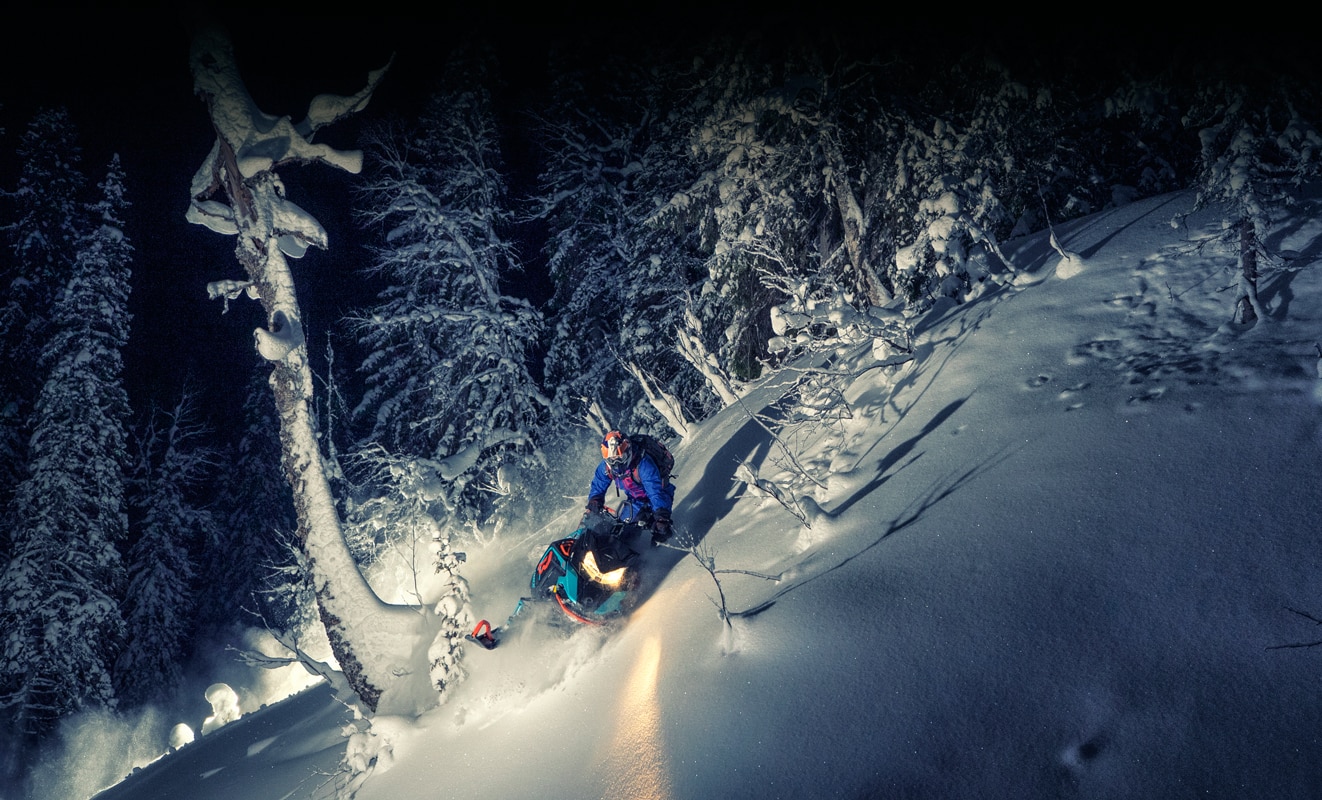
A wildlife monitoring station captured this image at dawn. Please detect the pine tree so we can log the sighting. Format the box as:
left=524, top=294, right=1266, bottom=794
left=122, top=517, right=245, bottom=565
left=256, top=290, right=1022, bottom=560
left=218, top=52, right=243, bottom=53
left=651, top=38, right=789, bottom=383
left=0, top=154, right=132, bottom=741
left=354, top=48, right=548, bottom=533
left=881, top=53, right=1056, bottom=305
left=650, top=37, right=904, bottom=381
left=116, top=390, right=216, bottom=707
left=342, top=446, right=474, bottom=698
left=1067, top=68, right=1193, bottom=217
left=205, top=362, right=306, bottom=633
left=0, top=109, right=87, bottom=557
left=2, top=108, right=85, bottom=354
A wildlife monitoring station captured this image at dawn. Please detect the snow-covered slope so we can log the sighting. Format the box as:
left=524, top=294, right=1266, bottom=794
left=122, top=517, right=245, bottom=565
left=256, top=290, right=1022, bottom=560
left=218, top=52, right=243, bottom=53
left=81, top=189, right=1322, bottom=799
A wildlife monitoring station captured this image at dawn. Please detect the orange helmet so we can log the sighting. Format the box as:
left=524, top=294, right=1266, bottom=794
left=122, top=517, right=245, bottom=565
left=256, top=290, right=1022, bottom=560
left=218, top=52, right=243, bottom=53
left=601, top=430, right=630, bottom=470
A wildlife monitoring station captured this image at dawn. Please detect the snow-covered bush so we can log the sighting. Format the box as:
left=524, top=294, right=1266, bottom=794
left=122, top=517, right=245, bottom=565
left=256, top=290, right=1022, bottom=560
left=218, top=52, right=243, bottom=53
left=1185, top=78, right=1322, bottom=324
left=767, top=279, right=913, bottom=367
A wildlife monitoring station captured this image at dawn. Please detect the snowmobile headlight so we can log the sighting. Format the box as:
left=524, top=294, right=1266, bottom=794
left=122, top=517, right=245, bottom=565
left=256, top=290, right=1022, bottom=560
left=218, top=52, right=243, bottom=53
left=582, top=550, right=627, bottom=587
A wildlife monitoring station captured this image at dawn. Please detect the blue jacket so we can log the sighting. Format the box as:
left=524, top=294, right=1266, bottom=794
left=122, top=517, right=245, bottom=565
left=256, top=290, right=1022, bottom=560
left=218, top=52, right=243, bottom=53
left=589, top=452, right=674, bottom=514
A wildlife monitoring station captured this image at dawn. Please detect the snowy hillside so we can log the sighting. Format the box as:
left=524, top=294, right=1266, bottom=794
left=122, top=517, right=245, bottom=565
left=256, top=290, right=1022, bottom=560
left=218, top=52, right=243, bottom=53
left=76, top=188, right=1322, bottom=799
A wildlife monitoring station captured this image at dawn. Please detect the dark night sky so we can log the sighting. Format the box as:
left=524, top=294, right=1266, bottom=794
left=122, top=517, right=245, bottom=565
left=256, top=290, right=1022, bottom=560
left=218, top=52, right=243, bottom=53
left=2, top=7, right=1317, bottom=426
left=1, top=8, right=569, bottom=422
left=0, top=4, right=848, bottom=424
left=3, top=10, right=389, bottom=419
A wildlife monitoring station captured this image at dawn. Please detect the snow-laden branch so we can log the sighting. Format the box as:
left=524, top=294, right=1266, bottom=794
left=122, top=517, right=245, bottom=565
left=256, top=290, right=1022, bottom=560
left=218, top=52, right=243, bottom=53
left=186, top=26, right=388, bottom=258
left=298, top=59, right=395, bottom=138
left=733, top=459, right=813, bottom=525
left=764, top=274, right=913, bottom=369
left=254, top=309, right=304, bottom=362
left=226, top=628, right=355, bottom=704
left=583, top=397, right=612, bottom=435
left=205, top=279, right=256, bottom=313
left=190, top=27, right=386, bottom=178
left=676, top=304, right=741, bottom=408
left=620, top=357, right=692, bottom=440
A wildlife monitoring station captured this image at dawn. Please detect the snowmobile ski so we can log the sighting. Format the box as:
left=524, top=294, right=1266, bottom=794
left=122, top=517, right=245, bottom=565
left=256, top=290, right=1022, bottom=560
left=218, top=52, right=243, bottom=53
left=466, top=619, right=499, bottom=650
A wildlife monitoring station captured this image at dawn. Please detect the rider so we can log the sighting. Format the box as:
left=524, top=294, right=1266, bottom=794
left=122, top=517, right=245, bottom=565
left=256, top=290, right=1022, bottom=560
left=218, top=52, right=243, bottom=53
left=585, top=430, right=676, bottom=545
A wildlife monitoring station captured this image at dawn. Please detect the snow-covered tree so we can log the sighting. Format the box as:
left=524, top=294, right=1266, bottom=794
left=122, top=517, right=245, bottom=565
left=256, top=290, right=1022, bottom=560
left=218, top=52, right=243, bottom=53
left=116, top=390, right=217, bottom=708
left=0, top=154, right=132, bottom=741
left=341, top=445, right=474, bottom=698
left=1185, top=77, right=1321, bottom=324
left=204, top=362, right=306, bottom=633
left=1, top=108, right=86, bottom=364
left=353, top=49, right=549, bottom=534
left=651, top=40, right=790, bottom=382
left=881, top=54, right=1061, bottom=305
left=1081, top=73, right=1193, bottom=211
left=532, top=43, right=708, bottom=436
left=0, top=109, right=88, bottom=554
left=653, top=39, right=906, bottom=382
left=187, top=24, right=431, bottom=716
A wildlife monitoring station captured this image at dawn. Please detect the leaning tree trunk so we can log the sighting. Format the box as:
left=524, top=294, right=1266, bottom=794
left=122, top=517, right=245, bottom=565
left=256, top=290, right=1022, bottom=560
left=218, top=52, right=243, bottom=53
left=188, top=25, right=423, bottom=715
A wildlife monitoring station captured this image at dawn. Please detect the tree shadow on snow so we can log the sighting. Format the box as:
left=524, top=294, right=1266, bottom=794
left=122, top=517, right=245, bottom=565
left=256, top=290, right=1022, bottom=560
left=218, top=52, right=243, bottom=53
left=828, top=396, right=967, bottom=518
left=671, top=409, right=779, bottom=540
left=637, top=398, right=989, bottom=618
left=998, top=194, right=1186, bottom=275
left=734, top=441, right=1019, bottom=618
left=619, top=409, right=782, bottom=608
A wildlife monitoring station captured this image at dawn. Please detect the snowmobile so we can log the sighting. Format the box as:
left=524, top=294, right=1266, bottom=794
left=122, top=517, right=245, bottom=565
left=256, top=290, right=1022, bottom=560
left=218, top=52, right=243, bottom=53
left=466, top=503, right=650, bottom=650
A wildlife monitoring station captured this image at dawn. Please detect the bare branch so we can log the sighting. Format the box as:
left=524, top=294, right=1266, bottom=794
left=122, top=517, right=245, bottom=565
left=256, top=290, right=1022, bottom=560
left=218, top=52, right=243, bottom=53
left=714, top=567, right=784, bottom=581
left=731, top=393, right=827, bottom=491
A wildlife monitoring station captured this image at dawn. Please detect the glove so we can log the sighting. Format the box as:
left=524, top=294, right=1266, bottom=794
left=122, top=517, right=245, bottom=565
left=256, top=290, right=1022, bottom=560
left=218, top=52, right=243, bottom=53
left=586, top=497, right=605, bottom=514
left=651, top=509, right=673, bottom=544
